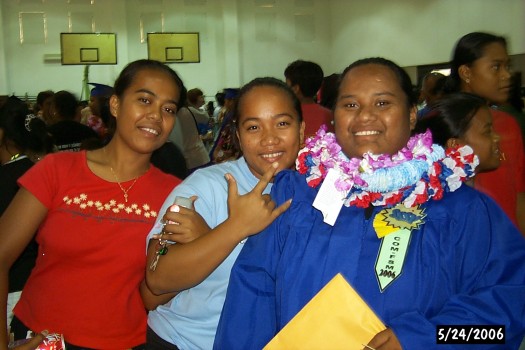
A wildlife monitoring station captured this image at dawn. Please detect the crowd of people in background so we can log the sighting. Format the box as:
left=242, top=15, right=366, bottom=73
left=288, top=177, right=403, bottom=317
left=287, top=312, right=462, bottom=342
left=0, top=30, right=524, bottom=350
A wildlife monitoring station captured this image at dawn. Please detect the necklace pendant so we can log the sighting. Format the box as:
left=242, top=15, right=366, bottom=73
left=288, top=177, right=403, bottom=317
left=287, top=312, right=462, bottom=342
left=109, top=165, right=139, bottom=204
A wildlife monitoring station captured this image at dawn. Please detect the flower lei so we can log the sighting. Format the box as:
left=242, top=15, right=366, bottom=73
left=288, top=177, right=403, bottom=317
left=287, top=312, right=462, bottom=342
left=87, top=114, right=108, bottom=138
left=296, top=126, right=479, bottom=208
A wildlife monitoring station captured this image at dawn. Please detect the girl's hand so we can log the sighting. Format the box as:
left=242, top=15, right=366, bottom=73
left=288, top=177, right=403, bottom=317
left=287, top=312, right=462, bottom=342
left=9, top=330, right=48, bottom=350
left=225, top=162, right=291, bottom=240
left=153, top=196, right=211, bottom=244
left=366, top=328, right=402, bottom=350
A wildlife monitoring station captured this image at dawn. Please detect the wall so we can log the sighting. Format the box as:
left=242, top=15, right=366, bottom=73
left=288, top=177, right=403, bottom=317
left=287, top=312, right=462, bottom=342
left=328, top=0, right=525, bottom=74
left=236, top=0, right=332, bottom=84
left=1, top=0, right=127, bottom=98
left=0, top=3, right=7, bottom=95
left=1, top=0, right=524, bottom=101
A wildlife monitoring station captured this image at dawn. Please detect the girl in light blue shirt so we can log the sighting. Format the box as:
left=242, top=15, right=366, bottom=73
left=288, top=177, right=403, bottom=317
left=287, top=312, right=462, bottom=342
left=143, top=77, right=305, bottom=350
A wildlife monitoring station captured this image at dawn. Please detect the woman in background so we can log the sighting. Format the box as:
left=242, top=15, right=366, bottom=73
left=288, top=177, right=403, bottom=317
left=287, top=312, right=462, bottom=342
left=46, top=90, right=99, bottom=152
left=33, top=90, right=54, bottom=124
left=169, top=88, right=211, bottom=172
left=0, top=96, right=54, bottom=328
left=446, top=31, right=525, bottom=234
left=415, top=92, right=501, bottom=176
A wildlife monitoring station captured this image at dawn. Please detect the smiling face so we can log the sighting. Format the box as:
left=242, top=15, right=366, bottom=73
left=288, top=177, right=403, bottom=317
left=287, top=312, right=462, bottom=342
left=334, top=64, right=417, bottom=159
left=457, top=106, right=501, bottom=173
left=461, top=42, right=512, bottom=105
left=236, top=85, right=304, bottom=179
left=110, top=68, right=180, bottom=154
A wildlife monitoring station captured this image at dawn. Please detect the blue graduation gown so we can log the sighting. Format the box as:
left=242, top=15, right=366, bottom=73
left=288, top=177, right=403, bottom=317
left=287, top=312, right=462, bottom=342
left=214, top=170, right=525, bottom=349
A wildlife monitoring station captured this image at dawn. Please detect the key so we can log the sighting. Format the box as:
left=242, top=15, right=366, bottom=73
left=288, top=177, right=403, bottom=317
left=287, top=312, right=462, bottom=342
left=149, top=241, right=169, bottom=271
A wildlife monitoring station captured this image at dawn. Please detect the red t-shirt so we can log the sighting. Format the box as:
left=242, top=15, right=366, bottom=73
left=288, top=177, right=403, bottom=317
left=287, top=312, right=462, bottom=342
left=302, top=103, right=334, bottom=138
left=15, top=151, right=180, bottom=348
left=474, top=109, right=525, bottom=226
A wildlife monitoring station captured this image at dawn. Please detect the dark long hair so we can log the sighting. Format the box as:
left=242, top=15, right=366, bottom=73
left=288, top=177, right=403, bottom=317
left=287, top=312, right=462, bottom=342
left=414, top=92, right=487, bottom=146
left=445, top=32, right=507, bottom=94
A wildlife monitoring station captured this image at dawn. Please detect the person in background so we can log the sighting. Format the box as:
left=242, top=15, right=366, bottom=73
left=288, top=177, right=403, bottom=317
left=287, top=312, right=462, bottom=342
left=416, top=72, right=446, bottom=118
left=213, top=91, right=225, bottom=122
left=415, top=92, right=501, bottom=178
left=0, top=96, right=54, bottom=328
left=186, top=88, right=214, bottom=149
left=186, top=88, right=211, bottom=131
left=445, top=31, right=525, bottom=233
left=187, top=88, right=206, bottom=111
left=168, top=89, right=211, bottom=172
left=318, top=73, right=340, bottom=110
left=0, top=59, right=185, bottom=349
left=216, top=88, right=238, bottom=128
left=215, top=57, right=525, bottom=349
left=284, top=59, right=333, bottom=138
left=206, top=101, right=214, bottom=118
left=210, top=88, right=241, bottom=163
left=210, top=91, right=225, bottom=140
left=47, top=90, right=99, bottom=152
left=33, top=90, right=54, bottom=124
left=142, top=77, right=304, bottom=350
left=80, top=83, right=114, bottom=140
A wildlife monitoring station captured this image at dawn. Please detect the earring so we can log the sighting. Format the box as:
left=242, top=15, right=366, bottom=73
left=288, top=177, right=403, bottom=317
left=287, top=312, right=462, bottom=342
left=500, top=152, right=506, bottom=161
left=465, top=78, right=470, bottom=84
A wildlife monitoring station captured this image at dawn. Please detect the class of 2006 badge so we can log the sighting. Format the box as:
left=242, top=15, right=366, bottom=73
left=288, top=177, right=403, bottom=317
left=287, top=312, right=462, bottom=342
left=373, top=204, right=426, bottom=292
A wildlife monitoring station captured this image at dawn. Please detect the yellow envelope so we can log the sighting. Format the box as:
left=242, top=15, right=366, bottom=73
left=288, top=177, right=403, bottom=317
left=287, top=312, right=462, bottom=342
left=264, top=273, right=386, bottom=350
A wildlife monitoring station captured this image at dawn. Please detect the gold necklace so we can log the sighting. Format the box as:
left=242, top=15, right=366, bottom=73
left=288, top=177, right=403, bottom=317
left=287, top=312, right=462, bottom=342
left=109, top=166, right=138, bottom=203
left=103, top=147, right=141, bottom=203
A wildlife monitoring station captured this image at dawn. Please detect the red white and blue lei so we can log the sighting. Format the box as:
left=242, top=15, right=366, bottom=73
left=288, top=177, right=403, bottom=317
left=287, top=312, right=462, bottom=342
left=296, top=126, right=478, bottom=208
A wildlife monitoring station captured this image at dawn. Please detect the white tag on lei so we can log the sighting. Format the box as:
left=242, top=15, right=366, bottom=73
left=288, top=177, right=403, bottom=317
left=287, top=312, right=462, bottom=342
left=312, top=168, right=347, bottom=226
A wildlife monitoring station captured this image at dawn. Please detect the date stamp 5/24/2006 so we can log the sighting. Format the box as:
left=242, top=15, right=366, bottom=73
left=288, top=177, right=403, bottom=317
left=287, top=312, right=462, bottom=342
left=436, top=325, right=505, bottom=344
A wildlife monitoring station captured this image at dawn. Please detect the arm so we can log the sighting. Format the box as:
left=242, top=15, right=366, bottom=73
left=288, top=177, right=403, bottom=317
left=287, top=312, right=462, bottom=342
left=140, top=197, right=209, bottom=308
left=0, top=189, right=48, bottom=350
left=7, top=333, right=50, bottom=350
left=139, top=280, right=177, bottom=311
left=148, top=195, right=211, bottom=245
left=146, top=163, right=291, bottom=294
